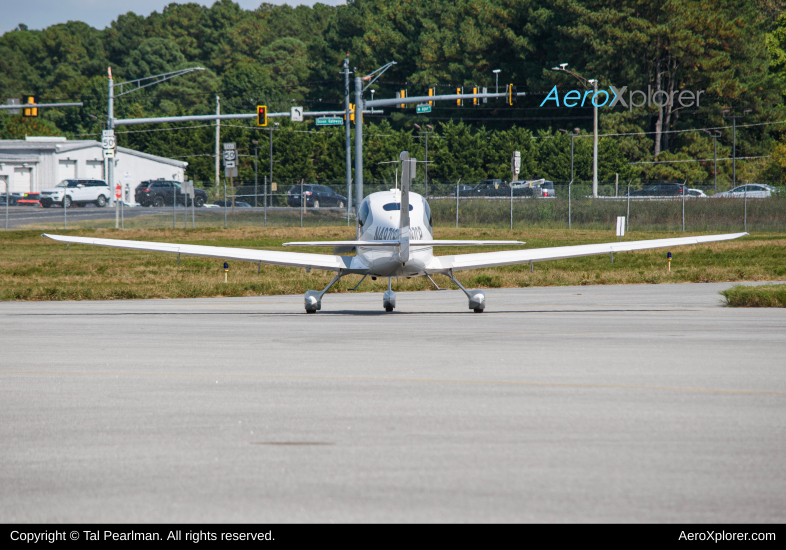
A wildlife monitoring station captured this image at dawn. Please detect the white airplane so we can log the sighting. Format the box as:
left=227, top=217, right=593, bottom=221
left=43, top=152, right=746, bottom=314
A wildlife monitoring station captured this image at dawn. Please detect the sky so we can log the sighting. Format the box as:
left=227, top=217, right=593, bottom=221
left=1, top=0, right=346, bottom=35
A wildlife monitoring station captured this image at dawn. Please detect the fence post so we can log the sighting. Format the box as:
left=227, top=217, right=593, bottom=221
left=510, top=182, right=513, bottom=230
left=626, top=183, right=630, bottom=232
left=568, top=181, right=571, bottom=230
left=224, top=179, right=227, bottom=229
left=744, top=183, right=747, bottom=232
left=456, top=180, right=460, bottom=229
left=682, top=183, right=685, bottom=232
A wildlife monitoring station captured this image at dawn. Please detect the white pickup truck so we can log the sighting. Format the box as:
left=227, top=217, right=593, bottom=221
left=39, top=179, right=111, bottom=208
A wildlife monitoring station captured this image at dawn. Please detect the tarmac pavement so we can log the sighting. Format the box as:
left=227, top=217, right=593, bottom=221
left=1, top=282, right=784, bottom=522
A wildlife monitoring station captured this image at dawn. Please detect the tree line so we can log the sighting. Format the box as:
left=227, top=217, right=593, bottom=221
left=1, top=0, right=785, bottom=185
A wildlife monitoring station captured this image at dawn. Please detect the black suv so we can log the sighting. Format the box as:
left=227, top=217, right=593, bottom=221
left=286, top=184, right=346, bottom=208
left=136, top=180, right=207, bottom=207
left=627, top=183, right=687, bottom=197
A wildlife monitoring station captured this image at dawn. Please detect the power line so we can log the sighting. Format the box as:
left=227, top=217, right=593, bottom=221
left=630, top=155, right=771, bottom=165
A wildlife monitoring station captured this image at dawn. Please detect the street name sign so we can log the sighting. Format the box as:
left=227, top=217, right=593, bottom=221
left=315, top=117, right=343, bottom=126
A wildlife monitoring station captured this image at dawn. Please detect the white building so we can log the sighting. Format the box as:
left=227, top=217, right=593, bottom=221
left=0, top=136, right=188, bottom=204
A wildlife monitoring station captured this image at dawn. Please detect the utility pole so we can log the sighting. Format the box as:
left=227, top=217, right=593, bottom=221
left=591, top=79, right=598, bottom=197
left=253, top=140, right=259, bottom=207
left=559, top=128, right=580, bottom=182
left=723, top=109, right=751, bottom=188
left=414, top=124, right=434, bottom=198
left=703, top=129, right=722, bottom=193
left=344, top=55, right=352, bottom=221
left=493, top=69, right=501, bottom=94
left=215, top=96, right=220, bottom=188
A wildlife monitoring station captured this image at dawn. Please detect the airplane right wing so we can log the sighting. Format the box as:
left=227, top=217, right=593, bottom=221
left=434, top=233, right=747, bottom=272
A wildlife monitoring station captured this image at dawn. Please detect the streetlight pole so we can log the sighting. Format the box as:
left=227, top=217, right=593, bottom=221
left=723, top=109, right=751, bottom=188
left=493, top=69, right=501, bottom=94
left=552, top=64, right=599, bottom=197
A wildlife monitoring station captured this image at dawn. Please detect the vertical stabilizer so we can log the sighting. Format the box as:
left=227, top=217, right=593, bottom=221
left=399, top=151, right=413, bottom=262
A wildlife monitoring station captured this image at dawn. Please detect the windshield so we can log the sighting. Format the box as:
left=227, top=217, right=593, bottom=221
left=56, top=180, right=79, bottom=188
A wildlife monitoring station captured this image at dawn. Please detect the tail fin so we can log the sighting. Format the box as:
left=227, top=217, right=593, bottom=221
left=399, top=151, right=413, bottom=262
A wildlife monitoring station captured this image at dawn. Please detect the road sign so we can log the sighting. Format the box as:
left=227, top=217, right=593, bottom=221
left=103, top=148, right=115, bottom=159
left=182, top=180, right=194, bottom=197
left=224, top=167, right=238, bottom=178
left=102, top=129, right=115, bottom=150
left=315, top=117, right=343, bottom=126
left=291, top=106, right=303, bottom=122
left=115, top=184, right=122, bottom=199
left=224, top=160, right=236, bottom=168
left=223, top=150, right=236, bottom=163
left=416, top=104, right=431, bottom=114
left=6, top=98, right=20, bottom=115
left=511, top=151, right=521, bottom=174
left=223, top=142, right=235, bottom=150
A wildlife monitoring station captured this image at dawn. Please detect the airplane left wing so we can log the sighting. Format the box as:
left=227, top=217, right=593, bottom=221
left=42, top=234, right=354, bottom=272
left=434, top=233, right=747, bottom=272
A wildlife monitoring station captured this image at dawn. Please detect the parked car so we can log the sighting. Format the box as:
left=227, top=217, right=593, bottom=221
left=135, top=180, right=207, bottom=207
left=286, top=184, right=346, bottom=208
left=626, top=183, right=687, bottom=197
left=0, top=193, right=21, bottom=206
left=687, top=188, right=708, bottom=198
left=467, top=179, right=509, bottom=197
left=537, top=180, right=556, bottom=198
left=15, top=192, right=41, bottom=206
left=714, top=184, right=777, bottom=199
left=40, top=180, right=110, bottom=208
left=213, top=200, right=252, bottom=207
left=449, top=184, right=476, bottom=196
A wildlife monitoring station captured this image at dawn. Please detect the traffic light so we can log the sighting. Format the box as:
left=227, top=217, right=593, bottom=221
left=23, top=96, right=37, bottom=117
left=507, top=84, right=517, bottom=106
left=472, top=87, right=479, bottom=106
left=256, top=105, right=267, bottom=126
left=398, top=89, right=407, bottom=109
left=456, top=87, right=462, bottom=107
left=348, top=103, right=355, bottom=123
left=427, top=87, right=435, bottom=107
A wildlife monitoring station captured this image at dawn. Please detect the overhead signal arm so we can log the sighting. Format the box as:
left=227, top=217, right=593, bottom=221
left=365, top=90, right=511, bottom=109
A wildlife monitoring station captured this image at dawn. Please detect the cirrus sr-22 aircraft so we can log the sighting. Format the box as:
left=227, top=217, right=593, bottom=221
left=44, top=152, right=746, bottom=313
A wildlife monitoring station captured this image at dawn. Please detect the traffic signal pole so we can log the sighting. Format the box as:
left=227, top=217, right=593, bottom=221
left=343, top=56, right=352, bottom=224
left=351, top=89, right=511, bottom=207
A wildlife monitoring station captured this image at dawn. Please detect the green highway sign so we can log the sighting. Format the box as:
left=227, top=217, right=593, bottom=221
left=316, top=117, right=343, bottom=126
left=416, top=104, right=431, bottom=114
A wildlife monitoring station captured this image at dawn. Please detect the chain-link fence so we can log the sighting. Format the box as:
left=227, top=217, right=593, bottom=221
left=3, top=178, right=784, bottom=232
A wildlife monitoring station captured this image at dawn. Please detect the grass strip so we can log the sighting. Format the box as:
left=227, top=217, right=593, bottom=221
left=1, top=227, right=784, bottom=301
left=720, top=284, right=786, bottom=307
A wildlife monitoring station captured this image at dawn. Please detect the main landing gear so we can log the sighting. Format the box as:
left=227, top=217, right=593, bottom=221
left=304, top=270, right=343, bottom=313
left=446, top=270, right=485, bottom=313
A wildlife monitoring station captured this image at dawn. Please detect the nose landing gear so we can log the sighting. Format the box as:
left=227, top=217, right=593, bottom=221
left=383, top=277, right=396, bottom=312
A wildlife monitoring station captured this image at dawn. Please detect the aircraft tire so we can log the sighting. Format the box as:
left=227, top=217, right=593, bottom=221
left=473, top=308, right=484, bottom=313
left=385, top=305, right=393, bottom=312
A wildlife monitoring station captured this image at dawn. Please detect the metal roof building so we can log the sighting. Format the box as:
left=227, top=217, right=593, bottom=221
left=0, top=136, right=188, bottom=204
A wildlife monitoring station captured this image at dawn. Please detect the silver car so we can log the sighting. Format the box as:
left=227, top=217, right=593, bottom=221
left=715, top=184, right=777, bottom=198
